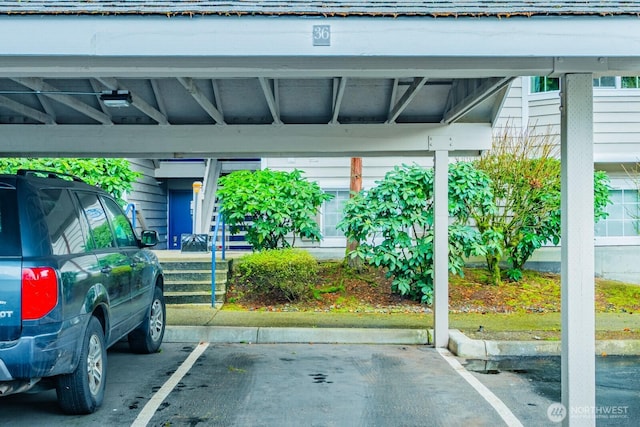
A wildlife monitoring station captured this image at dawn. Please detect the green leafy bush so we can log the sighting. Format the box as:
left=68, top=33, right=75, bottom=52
left=218, top=169, right=333, bottom=250
left=232, top=249, right=318, bottom=302
left=338, top=163, right=493, bottom=304
left=472, top=128, right=611, bottom=284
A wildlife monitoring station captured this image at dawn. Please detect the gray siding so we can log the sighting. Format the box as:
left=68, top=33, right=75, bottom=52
left=128, top=159, right=168, bottom=249
left=494, top=78, right=524, bottom=130
left=594, top=90, right=640, bottom=145
left=528, top=95, right=561, bottom=133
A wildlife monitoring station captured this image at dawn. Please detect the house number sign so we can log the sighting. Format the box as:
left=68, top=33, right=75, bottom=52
left=313, top=25, right=330, bottom=46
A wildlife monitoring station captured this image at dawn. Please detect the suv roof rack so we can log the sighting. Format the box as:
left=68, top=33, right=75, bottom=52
left=17, top=169, right=85, bottom=183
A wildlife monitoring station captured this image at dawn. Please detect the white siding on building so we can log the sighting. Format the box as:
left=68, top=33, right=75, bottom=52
left=509, top=82, right=640, bottom=161
left=262, top=156, right=435, bottom=190
left=528, top=95, right=561, bottom=131
left=493, top=77, right=523, bottom=130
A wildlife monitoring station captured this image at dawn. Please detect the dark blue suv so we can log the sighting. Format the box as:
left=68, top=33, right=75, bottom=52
left=0, top=170, right=165, bottom=414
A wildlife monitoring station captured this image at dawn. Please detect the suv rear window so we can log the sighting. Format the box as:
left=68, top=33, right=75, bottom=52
left=0, top=186, right=21, bottom=256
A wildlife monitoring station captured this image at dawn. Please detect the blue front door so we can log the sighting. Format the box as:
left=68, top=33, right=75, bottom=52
left=168, top=190, right=192, bottom=250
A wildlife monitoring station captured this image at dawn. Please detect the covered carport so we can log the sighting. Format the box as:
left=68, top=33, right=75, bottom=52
left=2, top=2, right=640, bottom=425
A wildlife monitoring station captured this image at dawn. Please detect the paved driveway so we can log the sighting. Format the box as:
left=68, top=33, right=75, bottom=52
left=1, top=342, right=637, bottom=426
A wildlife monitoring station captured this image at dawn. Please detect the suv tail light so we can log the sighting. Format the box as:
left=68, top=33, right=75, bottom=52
left=22, top=267, right=58, bottom=320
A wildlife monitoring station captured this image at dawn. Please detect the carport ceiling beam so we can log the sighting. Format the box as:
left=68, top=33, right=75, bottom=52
left=177, top=77, right=226, bottom=125
left=95, top=77, right=169, bottom=125
left=36, top=94, right=56, bottom=121
left=0, top=95, right=55, bottom=124
left=10, top=77, right=112, bottom=125
left=89, top=80, right=111, bottom=116
left=389, top=79, right=400, bottom=113
left=211, top=79, right=224, bottom=117
left=150, top=79, right=168, bottom=117
left=442, top=77, right=513, bottom=124
left=386, top=77, right=428, bottom=124
left=331, top=77, right=347, bottom=125
left=258, top=77, right=282, bottom=125
left=0, top=123, right=492, bottom=158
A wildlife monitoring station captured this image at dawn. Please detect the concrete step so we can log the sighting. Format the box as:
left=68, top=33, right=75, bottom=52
left=165, top=290, right=226, bottom=305
left=160, top=260, right=229, bottom=271
left=163, top=269, right=228, bottom=282
left=165, top=280, right=226, bottom=293
left=156, top=254, right=232, bottom=306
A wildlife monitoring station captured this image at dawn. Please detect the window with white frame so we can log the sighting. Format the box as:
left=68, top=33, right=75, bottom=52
left=592, top=76, right=616, bottom=87
left=595, top=189, right=640, bottom=237
left=322, top=190, right=350, bottom=238
left=530, top=76, right=640, bottom=93
left=530, top=76, right=560, bottom=93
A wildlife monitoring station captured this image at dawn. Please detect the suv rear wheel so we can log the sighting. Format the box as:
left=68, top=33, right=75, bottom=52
left=128, top=286, right=165, bottom=354
left=56, top=317, right=106, bottom=414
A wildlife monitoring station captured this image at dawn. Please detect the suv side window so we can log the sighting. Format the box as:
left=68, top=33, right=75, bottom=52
left=0, top=186, right=20, bottom=256
left=39, top=188, right=88, bottom=256
left=76, top=191, right=115, bottom=250
left=101, top=197, right=138, bottom=248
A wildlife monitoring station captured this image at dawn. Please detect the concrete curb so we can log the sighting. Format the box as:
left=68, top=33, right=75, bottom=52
left=448, top=329, right=640, bottom=358
left=164, top=326, right=640, bottom=356
left=165, top=326, right=431, bottom=345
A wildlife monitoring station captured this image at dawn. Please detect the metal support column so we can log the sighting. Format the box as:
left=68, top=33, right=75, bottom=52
left=560, top=73, right=595, bottom=426
left=433, top=149, right=449, bottom=348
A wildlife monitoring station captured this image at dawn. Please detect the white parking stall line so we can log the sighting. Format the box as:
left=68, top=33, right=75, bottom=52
left=436, top=348, right=524, bottom=427
left=131, top=342, right=210, bottom=427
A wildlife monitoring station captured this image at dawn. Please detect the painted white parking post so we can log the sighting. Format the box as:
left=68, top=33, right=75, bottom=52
left=560, top=73, right=596, bottom=426
left=432, top=142, right=450, bottom=348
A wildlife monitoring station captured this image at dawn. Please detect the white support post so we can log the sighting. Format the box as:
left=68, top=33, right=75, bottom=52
left=433, top=149, right=449, bottom=348
left=200, top=159, right=222, bottom=236
left=560, top=73, right=596, bottom=426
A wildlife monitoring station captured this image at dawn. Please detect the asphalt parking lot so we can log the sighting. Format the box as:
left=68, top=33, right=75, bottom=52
left=0, top=342, right=637, bottom=426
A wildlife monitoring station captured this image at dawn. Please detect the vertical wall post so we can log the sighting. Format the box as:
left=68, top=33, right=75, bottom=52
left=433, top=147, right=450, bottom=348
left=560, top=73, right=596, bottom=426
left=192, top=181, right=203, bottom=234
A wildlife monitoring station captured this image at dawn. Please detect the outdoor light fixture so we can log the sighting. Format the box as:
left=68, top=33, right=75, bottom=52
left=100, top=90, right=132, bottom=108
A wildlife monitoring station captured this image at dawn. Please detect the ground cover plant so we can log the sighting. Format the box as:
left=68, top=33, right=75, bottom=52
left=224, top=260, right=640, bottom=341
left=227, top=260, right=640, bottom=315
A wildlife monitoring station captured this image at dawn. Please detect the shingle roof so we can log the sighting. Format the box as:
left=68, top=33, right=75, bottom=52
left=1, top=1, right=640, bottom=18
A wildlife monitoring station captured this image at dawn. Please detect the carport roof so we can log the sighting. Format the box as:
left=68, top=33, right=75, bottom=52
left=1, top=1, right=640, bottom=157
left=2, top=1, right=640, bottom=17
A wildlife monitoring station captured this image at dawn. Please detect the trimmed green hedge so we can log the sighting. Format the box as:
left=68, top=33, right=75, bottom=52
left=233, top=249, right=318, bottom=302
